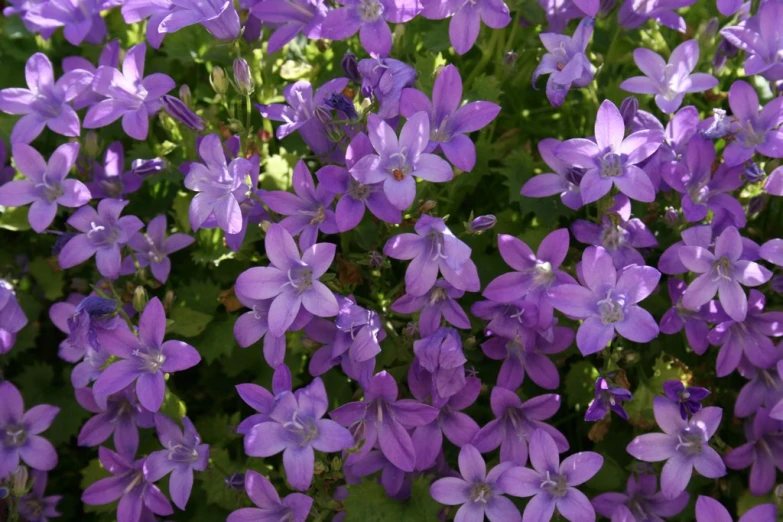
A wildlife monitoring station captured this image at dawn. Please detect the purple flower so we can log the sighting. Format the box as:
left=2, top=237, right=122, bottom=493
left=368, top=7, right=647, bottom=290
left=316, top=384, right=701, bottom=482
left=399, top=65, right=500, bottom=172
left=86, top=142, right=143, bottom=200
left=357, top=57, right=416, bottom=120
left=227, top=470, right=313, bottom=522
left=235, top=224, right=338, bottom=337
left=383, top=214, right=480, bottom=296
left=245, top=378, right=354, bottom=490
left=621, top=40, right=718, bottom=114
left=662, top=380, right=710, bottom=420
left=124, top=214, right=194, bottom=283
left=62, top=40, right=121, bottom=110
left=143, top=414, right=209, bottom=509
left=58, top=199, right=144, bottom=279
left=75, top=386, right=154, bottom=457
left=84, top=43, right=176, bottom=141
left=235, top=366, right=293, bottom=435
left=584, top=376, right=633, bottom=422
left=263, top=160, right=338, bottom=251
left=521, top=138, right=583, bottom=209
left=430, top=444, right=520, bottom=521
left=499, top=429, right=603, bottom=522
left=533, top=17, right=595, bottom=107
left=316, top=133, right=402, bottom=232
left=65, top=296, right=119, bottom=358
left=392, top=279, right=470, bottom=337
left=334, top=296, right=384, bottom=363
left=16, top=470, right=61, bottom=522
left=481, top=326, right=573, bottom=391
left=351, top=112, right=453, bottom=210
left=724, top=407, right=783, bottom=495
left=184, top=134, right=254, bottom=235
left=161, top=95, right=204, bottom=132
left=93, top=297, right=201, bottom=412
left=550, top=246, right=660, bottom=355
left=321, top=0, right=421, bottom=57
left=679, top=225, right=772, bottom=322
left=306, top=317, right=377, bottom=384
left=330, top=371, right=439, bottom=472
left=0, top=279, right=28, bottom=338
left=618, top=0, right=696, bottom=33
left=82, top=447, right=173, bottom=522
left=0, top=381, right=59, bottom=479
left=159, top=0, right=241, bottom=40
left=250, top=0, right=327, bottom=54
left=472, top=386, right=567, bottom=465
left=34, top=0, right=114, bottom=45
left=556, top=100, right=662, bottom=203
left=258, top=78, right=349, bottom=157
left=695, top=495, right=777, bottom=522
left=627, top=397, right=725, bottom=499
left=423, top=0, right=510, bottom=55
left=736, top=362, right=783, bottom=418
left=722, top=80, right=783, bottom=166
left=0, top=140, right=15, bottom=186
left=0, top=52, right=90, bottom=144
left=346, top=450, right=411, bottom=498
left=121, top=0, right=173, bottom=48
left=0, top=142, right=90, bottom=232
left=571, top=195, right=658, bottom=269
left=412, top=327, right=467, bottom=400
left=721, top=1, right=783, bottom=82
left=592, top=473, right=689, bottom=521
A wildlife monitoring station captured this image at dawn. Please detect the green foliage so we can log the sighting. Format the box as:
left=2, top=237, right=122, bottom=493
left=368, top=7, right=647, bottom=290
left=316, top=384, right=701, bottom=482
left=343, top=478, right=441, bottom=522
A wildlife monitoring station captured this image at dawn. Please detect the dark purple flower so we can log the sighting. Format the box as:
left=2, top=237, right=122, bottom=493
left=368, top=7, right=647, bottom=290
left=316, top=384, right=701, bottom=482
left=227, top=470, right=313, bottom=522
left=662, top=380, right=710, bottom=420
left=86, top=142, right=143, bottom=200
left=75, top=386, right=154, bottom=457
left=585, top=376, right=633, bottom=421
left=357, top=57, right=416, bottom=120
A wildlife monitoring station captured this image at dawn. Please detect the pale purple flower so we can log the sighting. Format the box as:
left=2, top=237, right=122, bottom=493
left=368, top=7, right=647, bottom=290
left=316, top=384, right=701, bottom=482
left=0, top=381, right=59, bottom=479
left=556, top=100, right=662, bottom=203
left=618, top=0, right=696, bottom=33
left=159, top=0, right=241, bottom=40
left=63, top=296, right=119, bottom=359
left=422, top=0, right=510, bottom=55
left=235, top=224, right=338, bottom=337
left=499, top=429, right=602, bottom=522
left=16, top=470, right=61, bottom=522
left=722, top=80, right=783, bottom=166
left=250, top=0, right=327, bottom=53
left=533, top=17, right=595, bottom=107
left=521, top=138, right=583, bottom=209
left=0, top=279, right=28, bottom=339
left=227, top=470, right=313, bottom=522
left=123, top=214, right=194, bottom=283
left=357, top=57, right=416, bottom=120
left=721, top=1, right=783, bottom=82
left=82, top=447, right=173, bottom=522
left=75, top=386, right=154, bottom=457
left=550, top=246, right=660, bottom=355
left=392, top=279, right=470, bottom=337
left=679, top=226, right=772, bottom=322
left=626, top=397, right=725, bottom=499
left=84, top=43, right=176, bottom=141
left=235, top=365, right=293, bottom=435
left=62, top=40, right=121, bottom=110
left=0, top=142, right=90, bottom=232
left=245, top=378, right=354, bottom=490
left=621, top=40, right=718, bottom=114
left=86, top=142, right=143, bottom=200
left=143, top=414, right=209, bottom=509
left=346, top=450, right=411, bottom=498
left=724, top=407, right=783, bottom=495
left=584, top=376, right=633, bottom=421
left=535, top=0, right=584, bottom=32
left=58, top=199, right=143, bottom=279
left=33, top=0, right=116, bottom=45
left=399, top=65, right=501, bottom=172
left=351, top=112, right=453, bottom=210
left=306, top=317, right=377, bottom=384
left=472, top=386, right=567, bottom=465
left=412, top=327, right=467, bottom=400
left=334, top=296, right=384, bottom=362
left=736, top=362, right=783, bottom=418
left=430, top=444, right=520, bottom=522
left=321, top=0, right=421, bottom=57
left=121, top=0, right=173, bottom=48
left=592, top=473, right=689, bottom=521
left=383, top=214, right=479, bottom=296
left=92, top=297, right=201, bottom=412
left=316, top=133, right=401, bottom=232
left=0, top=52, right=91, bottom=144
left=184, top=133, right=254, bottom=235
left=695, top=495, right=776, bottom=522
left=717, top=0, right=743, bottom=16
left=659, top=278, right=716, bottom=356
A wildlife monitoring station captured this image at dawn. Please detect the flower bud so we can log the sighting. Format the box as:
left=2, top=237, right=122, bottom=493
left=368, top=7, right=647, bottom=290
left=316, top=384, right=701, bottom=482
left=0, top=486, right=9, bottom=499
left=11, top=465, right=28, bottom=497
left=469, top=214, right=497, bottom=233
left=324, top=93, right=358, bottom=120
left=179, top=84, right=192, bottom=106
left=341, top=52, right=361, bottom=83
left=663, top=206, right=680, bottom=227
left=211, top=66, right=229, bottom=95
left=131, top=157, right=166, bottom=176
left=233, top=57, right=254, bottom=96
left=314, top=460, right=328, bottom=475
left=331, top=456, right=343, bottom=472
left=704, top=17, right=719, bottom=39
left=132, top=286, right=148, bottom=313
left=418, top=200, right=437, bottom=214
left=748, top=195, right=766, bottom=215
left=162, top=95, right=205, bottom=132
left=163, top=289, right=175, bottom=310
left=368, top=251, right=384, bottom=268
left=619, top=96, right=638, bottom=129
left=84, top=131, right=100, bottom=158
left=225, top=473, right=245, bottom=490
left=503, top=51, right=518, bottom=66
left=744, top=161, right=765, bottom=182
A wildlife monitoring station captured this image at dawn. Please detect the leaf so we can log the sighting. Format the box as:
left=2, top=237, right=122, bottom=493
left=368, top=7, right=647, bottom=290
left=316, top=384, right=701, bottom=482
left=413, top=52, right=447, bottom=94
left=0, top=205, right=30, bottom=231
left=172, top=191, right=193, bottom=233
left=467, top=74, right=503, bottom=104
left=648, top=353, right=689, bottom=394
left=80, top=458, right=115, bottom=514
left=195, top=316, right=237, bottom=364
left=176, top=278, right=221, bottom=314
left=564, top=360, right=598, bottom=410
left=28, top=257, right=64, bottom=301
left=197, top=447, right=252, bottom=511
left=168, top=306, right=213, bottom=337
left=343, top=477, right=441, bottom=522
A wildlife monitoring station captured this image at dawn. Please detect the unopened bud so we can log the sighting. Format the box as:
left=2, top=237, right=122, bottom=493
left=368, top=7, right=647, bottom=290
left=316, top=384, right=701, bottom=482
left=748, top=195, right=766, bottom=215
left=663, top=206, right=679, bottom=227
left=132, top=286, right=148, bottom=313
left=52, top=232, right=77, bottom=255
left=331, top=456, right=342, bottom=472
left=132, top=157, right=166, bottom=176
left=771, top=275, right=783, bottom=294
left=704, top=17, right=719, bottom=39
left=0, top=486, right=9, bottom=499
left=225, top=472, right=245, bottom=490
left=368, top=251, right=384, bottom=268
left=314, top=460, right=328, bottom=475
left=84, top=131, right=99, bottom=158
left=211, top=66, right=229, bottom=95
left=341, top=52, right=361, bottom=83
left=163, top=289, right=175, bottom=310
left=179, top=84, right=192, bottom=106
left=744, top=161, right=765, bottom=182
left=233, top=57, right=254, bottom=96
left=162, top=95, right=205, bottom=132
left=619, top=96, right=638, bottom=129
left=11, top=465, right=28, bottom=496
left=469, top=214, right=497, bottom=233
left=418, top=200, right=437, bottom=214
left=503, top=51, right=518, bottom=66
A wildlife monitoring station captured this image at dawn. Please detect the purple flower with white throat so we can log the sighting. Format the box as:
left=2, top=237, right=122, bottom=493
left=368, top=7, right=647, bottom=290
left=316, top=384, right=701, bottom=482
left=34, top=0, right=114, bottom=46
left=82, top=447, right=173, bottom=521
left=235, top=224, right=338, bottom=337
left=550, top=246, right=660, bottom=355
left=84, top=43, right=176, bottom=141
left=125, top=214, right=194, bottom=283
left=86, top=142, right=143, bottom=200
left=626, top=397, right=725, bottom=500
left=521, top=138, right=583, bottom=209
left=584, top=376, right=633, bottom=422
left=0, top=142, right=90, bottom=233
left=92, top=297, right=201, bottom=412
left=721, top=1, right=783, bottom=82
left=724, top=407, right=783, bottom=496
left=592, top=473, right=689, bottom=521
left=62, top=40, right=121, bottom=110
left=58, top=198, right=144, bottom=279
left=679, top=225, right=772, bottom=322
left=263, top=160, right=338, bottom=251
left=695, top=495, right=776, bottom=522
left=533, top=16, right=595, bottom=107
left=722, top=80, right=783, bottom=166
left=0, top=381, right=59, bottom=479
left=143, top=414, right=209, bottom=509
left=392, top=279, right=470, bottom=337
left=620, top=40, right=718, bottom=114
left=16, top=469, right=61, bottom=522
left=556, top=100, right=663, bottom=203
left=499, top=429, right=603, bottom=522
left=321, top=0, right=421, bottom=57
left=662, top=380, right=710, bottom=420
left=351, top=112, right=453, bottom=211
left=227, top=470, right=313, bottom=522
left=0, top=52, right=90, bottom=144
left=159, top=0, right=241, bottom=40
left=430, top=444, right=520, bottom=522
left=399, top=66, right=500, bottom=172
left=245, top=378, right=354, bottom=490
left=423, top=0, right=511, bottom=55
left=412, top=327, right=467, bottom=400
left=383, top=214, right=480, bottom=296
left=250, top=0, right=327, bottom=53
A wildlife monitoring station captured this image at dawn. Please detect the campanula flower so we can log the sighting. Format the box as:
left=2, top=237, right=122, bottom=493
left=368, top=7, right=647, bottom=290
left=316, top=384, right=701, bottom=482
left=226, top=470, right=313, bottom=522
left=533, top=17, right=595, bottom=107
left=86, top=142, right=143, bottom=200
left=721, top=1, right=783, bottom=82
left=695, top=496, right=776, bottom=522
left=250, top=0, right=327, bottom=53
left=592, top=473, right=689, bottom=521
left=722, top=80, right=783, bottom=166
left=392, top=279, right=471, bottom=337
left=357, top=57, right=416, bottom=120
left=159, top=0, right=241, bottom=40
left=584, top=376, right=633, bottom=422
left=521, top=138, right=583, bottom=209
left=75, top=386, right=154, bottom=457
left=724, top=407, right=783, bottom=495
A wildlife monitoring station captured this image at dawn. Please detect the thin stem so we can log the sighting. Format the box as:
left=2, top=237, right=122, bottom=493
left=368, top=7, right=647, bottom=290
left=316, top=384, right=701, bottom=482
left=107, top=281, right=134, bottom=329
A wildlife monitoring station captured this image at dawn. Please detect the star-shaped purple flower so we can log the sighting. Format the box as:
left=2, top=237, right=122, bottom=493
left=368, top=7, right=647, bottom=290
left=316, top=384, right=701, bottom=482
left=521, top=138, right=584, bottom=209
left=86, top=142, right=143, bottom=200
left=592, top=473, right=689, bottom=521
left=227, top=470, right=313, bottom=522
left=585, top=376, right=633, bottom=422
left=392, top=279, right=470, bottom=337
left=533, top=16, right=595, bottom=107
left=722, top=80, right=783, bottom=166
left=159, top=0, right=241, bottom=41
left=250, top=0, right=327, bottom=53
left=123, top=214, right=194, bottom=283
left=696, top=495, right=776, bottom=522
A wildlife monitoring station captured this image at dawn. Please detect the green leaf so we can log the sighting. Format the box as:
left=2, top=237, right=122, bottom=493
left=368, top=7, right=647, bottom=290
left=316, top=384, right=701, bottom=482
left=195, top=316, right=236, bottom=364
left=168, top=306, right=213, bottom=337
left=197, top=447, right=252, bottom=511
left=564, top=360, right=599, bottom=410
left=648, top=353, right=688, bottom=394
left=0, top=205, right=30, bottom=231
left=172, top=191, right=193, bottom=233
left=176, top=278, right=221, bottom=314
left=343, top=477, right=441, bottom=522
left=28, top=257, right=64, bottom=301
